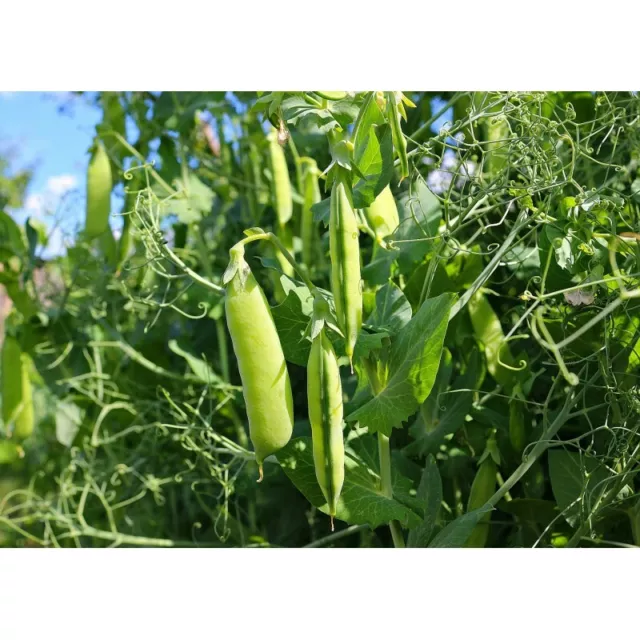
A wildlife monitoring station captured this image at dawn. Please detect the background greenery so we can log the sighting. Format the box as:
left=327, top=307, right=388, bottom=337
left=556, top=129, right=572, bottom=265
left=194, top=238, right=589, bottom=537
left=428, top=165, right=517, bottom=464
left=1, top=91, right=639, bottom=548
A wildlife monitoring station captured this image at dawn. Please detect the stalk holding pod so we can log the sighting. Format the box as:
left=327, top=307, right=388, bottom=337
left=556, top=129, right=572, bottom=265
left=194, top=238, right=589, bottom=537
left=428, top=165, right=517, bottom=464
left=329, top=178, right=362, bottom=368
left=223, top=246, right=294, bottom=479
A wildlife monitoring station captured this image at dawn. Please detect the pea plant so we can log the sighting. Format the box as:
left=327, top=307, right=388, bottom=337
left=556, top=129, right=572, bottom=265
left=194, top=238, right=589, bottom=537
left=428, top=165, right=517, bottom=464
left=1, top=91, right=640, bottom=548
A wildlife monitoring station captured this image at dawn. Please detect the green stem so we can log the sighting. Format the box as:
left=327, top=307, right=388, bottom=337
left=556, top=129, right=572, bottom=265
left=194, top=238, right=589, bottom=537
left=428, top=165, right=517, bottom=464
left=304, top=524, right=369, bottom=548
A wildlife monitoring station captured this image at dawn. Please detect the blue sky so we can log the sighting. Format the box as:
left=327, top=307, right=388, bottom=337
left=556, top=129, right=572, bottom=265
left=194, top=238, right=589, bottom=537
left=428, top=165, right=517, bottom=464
left=1, top=92, right=453, bottom=258
left=0, top=92, right=104, bottom=256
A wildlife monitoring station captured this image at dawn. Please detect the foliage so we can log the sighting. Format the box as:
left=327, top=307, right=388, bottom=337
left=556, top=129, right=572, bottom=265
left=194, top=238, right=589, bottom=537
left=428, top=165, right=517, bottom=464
left=1, top=90, right=640, bottom=548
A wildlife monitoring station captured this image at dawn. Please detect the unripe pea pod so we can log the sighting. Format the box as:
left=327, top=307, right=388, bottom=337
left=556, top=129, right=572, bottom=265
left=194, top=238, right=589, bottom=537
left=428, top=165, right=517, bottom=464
left=509, top=398, right=526, bottom=454
left=329, top=179, right=362, bottom=368
left=315, top=91, right=348, bottom=101
left=85, top=139, right=113, bottom=239
left=385, top=92, right=409, bottom=182
left=307, top=328, right=345, bottom=530
left=224, top=250, right=294, bottom=479
left=364, top=185, right=400, bottom=243
left=2, top=336, right=34, bottom=441
left=465, top=455, right=497, bottom=548
left=299, top=157, right=321, bottom=269
left=267, top=131, right=292, bottom=227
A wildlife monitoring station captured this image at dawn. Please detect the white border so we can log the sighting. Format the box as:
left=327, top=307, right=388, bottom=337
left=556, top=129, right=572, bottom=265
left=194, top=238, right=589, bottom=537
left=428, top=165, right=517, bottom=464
left=1, top=1, right=639, bottom=90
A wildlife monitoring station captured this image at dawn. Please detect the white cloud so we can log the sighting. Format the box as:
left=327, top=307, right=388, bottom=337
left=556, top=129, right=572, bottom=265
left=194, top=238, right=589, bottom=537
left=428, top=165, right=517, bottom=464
left=46, top=174, right=78, bottom=195
left=24, top=193, right=45, bottom=215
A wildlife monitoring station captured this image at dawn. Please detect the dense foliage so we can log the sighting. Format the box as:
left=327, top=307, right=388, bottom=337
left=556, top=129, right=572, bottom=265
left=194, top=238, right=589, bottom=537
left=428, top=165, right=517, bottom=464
left=1, top=91, right=640, bottom=548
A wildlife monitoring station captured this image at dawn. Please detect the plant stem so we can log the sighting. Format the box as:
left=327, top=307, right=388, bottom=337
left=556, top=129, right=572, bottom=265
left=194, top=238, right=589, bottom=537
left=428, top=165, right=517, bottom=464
left=304, top=524, right=369, bottom=548
left=378, top=432, right=405, bottom=548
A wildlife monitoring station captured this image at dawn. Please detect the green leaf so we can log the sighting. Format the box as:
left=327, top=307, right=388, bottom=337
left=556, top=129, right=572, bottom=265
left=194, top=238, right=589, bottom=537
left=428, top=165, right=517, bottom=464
left=168, top=340, right=223, bottom=384
left=0, top=210, right=26, bottom=257
left=407, top=455, right=442, bottom=547
left=548, top=450, right=614, bottom=528
left=367, top=281, right=412, bottom=335
left=55, top=401, right=83, bottom=448
left=271, top=284, right=314, bottom=366
left=394, top=177, right=442, bottom=269
left=405, top=349, right=480, bottom=457
left=346, top=292, right=455, bottom=436
left=361, top=245, right=400, bottom=286
left=281, top=97, right=339, bottom=134
left=498, top=498, right=560, bottom=527
left=310, top=197, right=331, bottom=226
left=276, top=437, right=421, bottom=529
left=428, top=504, right=493, bottom=548
left=352, top=124, right=393, bottom=209
left=160, top=174, right=215, bottom=223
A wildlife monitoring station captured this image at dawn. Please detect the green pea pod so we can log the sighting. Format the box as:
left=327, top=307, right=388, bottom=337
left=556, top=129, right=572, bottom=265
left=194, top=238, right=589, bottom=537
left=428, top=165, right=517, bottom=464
left=364, top=185, right=399, bottom=243
left=267, top=131, right=292, bottom=227
left=308, top=329, right=345, bottom=530
left=509, top=399, right=526, bottom=454
left=385, top=92, right=409, bottom=182
left=0, top=440, right=23, bottom=464
left=225, top=257, right=294, bottom=479
left=329, top=179, right=362, bottom=368
left=300, top=157, right=321, bottom=268
left=465, top=456, right=497, bottom=548
left=2, top=336, right=34, bottom=441
left=85, top=139, right=113, bottom=239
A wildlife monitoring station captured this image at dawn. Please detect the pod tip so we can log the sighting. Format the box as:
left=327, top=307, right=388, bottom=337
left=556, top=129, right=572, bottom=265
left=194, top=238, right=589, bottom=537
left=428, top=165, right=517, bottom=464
left=330, top=516, right=335, bottom=532
left=257, top=465, right=264, bottom=483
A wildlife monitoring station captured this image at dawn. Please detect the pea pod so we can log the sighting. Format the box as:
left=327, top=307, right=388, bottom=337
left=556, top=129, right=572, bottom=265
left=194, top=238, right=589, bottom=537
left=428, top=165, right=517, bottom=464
left=299, top=158, right=321, bottom=269
left=385, top=92, right=409, bottom=182
left=329, top=179, right=362, bottom=367
left=364, top=185, right=399, bottom=243
left=465, top=455, right=497, bottom=548
left=2, top=336, right=34, bottom=441
left=85, top=139, right=113, bottom=238
left=224, top=253, right=294, bottom=479
left=267, top=131, right=292, bottom=227
left=308, top=329, right=345, bottom=530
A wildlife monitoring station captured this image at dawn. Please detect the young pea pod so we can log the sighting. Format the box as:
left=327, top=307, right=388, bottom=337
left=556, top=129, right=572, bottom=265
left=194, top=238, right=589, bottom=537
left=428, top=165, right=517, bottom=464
left=224, top=251, right=294, bottom=479
left=2, top=336, right=34, bottom=441
left=85, top=139, right=113, bottom=239
left=465, top=455, right=497, bottom=548
left=308, top=328, right=344, bottom=530
left=299, top=157, right=321, bottom=269
left=385, top=92, right=409, bottom=182
left=267, top=130, right=292, bottom=227
left=363, top=185, right=399, bottom=243
left=329, top=179, right=362, bottom=367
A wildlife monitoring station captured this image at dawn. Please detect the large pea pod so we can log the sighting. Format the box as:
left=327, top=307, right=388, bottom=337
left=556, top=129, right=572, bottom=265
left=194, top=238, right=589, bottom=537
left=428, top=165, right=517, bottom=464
left=465, top=456, right=497, bottom=548
left=300, top=157, right=321, bottom=268
left=85, top=139, right=113, bottom=239
left=307, top=329, right=344, bottom=530
left=225, top=260, right=294, bottom=479
left=267, top=131, right=292, bottom=227
left=1, top=336, right=34, bottom=441
left=364, top=185, right=399, bottom=243
left=385, top=92, right=409, bottom=182
left=329, top=179, right=362, bottom=367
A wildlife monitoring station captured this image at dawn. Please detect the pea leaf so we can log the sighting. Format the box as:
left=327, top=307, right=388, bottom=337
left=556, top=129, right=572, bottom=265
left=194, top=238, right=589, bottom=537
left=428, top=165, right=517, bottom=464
left=271, top=284, right=314, bottom=366
left=168, top=339, right=223, bottom=385
left=352, top=123, right=393, bottom=209
left=405, top=348, right=481, bottom=457
left=367, top=281, right=412, bottom=335
left=428, top=504, right=494, bottom=548
left=394, top=177, right=442, bottom=269
left=407, top=455, right=443, bottom=547
left=362, top=245, right=400, bottom=286
left=548, top=450, right=614, bottom=528
left=55, top=401, right=83, bottom=448
left=276, top=437, right=422, bottom=529
left=311, top=197, right=331, bottom=226
left=346, top=292, right=455, bottom=436
left=282, top=97, right=339, bottom=134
